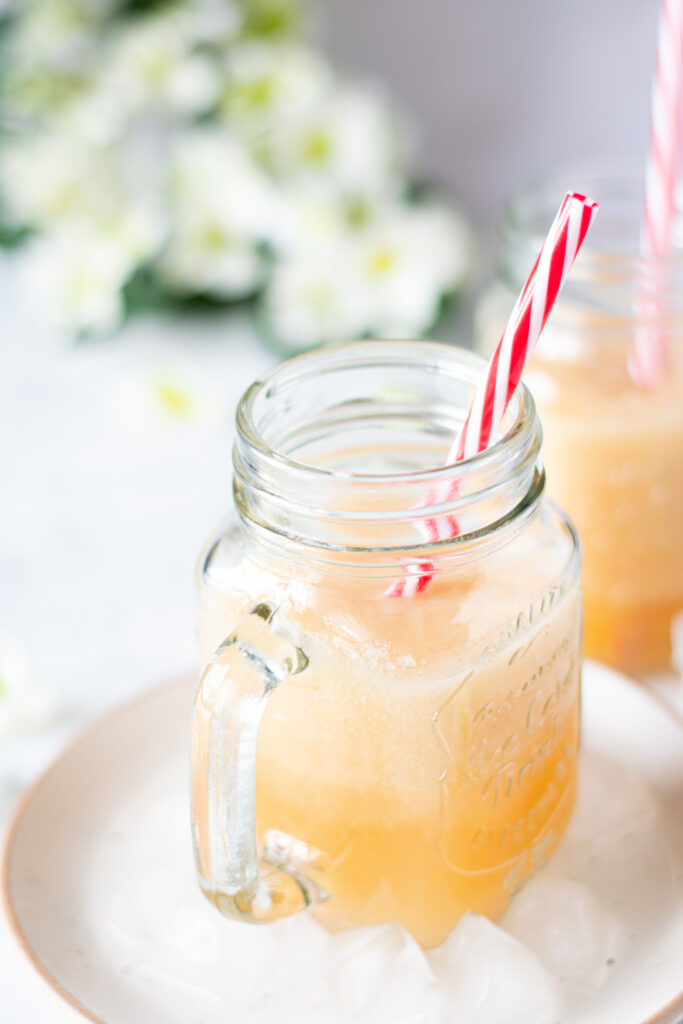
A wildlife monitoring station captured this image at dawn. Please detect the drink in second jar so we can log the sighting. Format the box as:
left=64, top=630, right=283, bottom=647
left=525, top=337, right=683, bottom=669
left=476, top=174, right=683, bottom=670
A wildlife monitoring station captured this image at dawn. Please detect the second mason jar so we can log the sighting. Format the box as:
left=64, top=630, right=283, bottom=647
left=191, top=341, right=582, bottom=949
left=477, top=172, right=683, bottom=672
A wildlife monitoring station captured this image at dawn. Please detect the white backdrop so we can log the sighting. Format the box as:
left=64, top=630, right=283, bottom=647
left=322, top=0, right=659, bottom=239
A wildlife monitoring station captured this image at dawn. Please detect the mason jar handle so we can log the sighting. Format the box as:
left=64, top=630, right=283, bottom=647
left=191, top=602, right=327, bottom=923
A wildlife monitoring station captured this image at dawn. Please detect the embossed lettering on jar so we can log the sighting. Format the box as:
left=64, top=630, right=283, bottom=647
left=191, top=341, right=582, bottom=949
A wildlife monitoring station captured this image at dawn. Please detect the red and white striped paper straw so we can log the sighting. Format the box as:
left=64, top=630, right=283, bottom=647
left=387, top=192, right=599, bottom=598
left=643, top=0, right=683, bottom=257
left=632, top=0, right=683, bottom=387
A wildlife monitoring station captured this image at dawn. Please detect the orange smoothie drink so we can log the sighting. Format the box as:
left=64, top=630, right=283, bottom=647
left=477, top=173, right=683, bottom=671
left=191, top=342, right=582, bottom=949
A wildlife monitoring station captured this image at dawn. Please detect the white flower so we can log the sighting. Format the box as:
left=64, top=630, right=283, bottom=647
left=117, top=358, right=225, bottom=434
left=158, top=130, right=280, bottom=298
left=159, top=218, right=267, bottom=299
left=219, top=43, right=331, bottom=137
left=7, top=0, right=114, bottom=67
left=270, top=184, right=371, bottom=256
left=184, top=0, right=242, bottom=46
left=0, top=135, right=118, bottom=227
left=21, top=227, right=136, bottom=337
left=1, top=0, right=116, bottom=123
left=349, top=202, right=471, bottom=337
left=262, top=250, right=370, bottom=352
left=266, top=82, right=405, bottom=197
left=263, top=200, right=472, bottom=350
left=169, top=129, right=279, bottom=236
left=54, top=81, right=131, bottom=146
left=104, top=11, right=221, bottom=117
left=0, top=634, right=55, bottom=740
left=99, top=203, right=167, bottom=266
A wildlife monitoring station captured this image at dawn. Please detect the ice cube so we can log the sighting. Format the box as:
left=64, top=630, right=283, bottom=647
left=550, top=748, right=673, bottom=931
left=212, top=917, right=280, bottom=1006
left=329, top=923, right=442, bottom=1024
left=429, top=912, right=562, bottom=1024
left=252, top=913, right=333, bottom=1018
left=501, top=874, right=624, bottom=992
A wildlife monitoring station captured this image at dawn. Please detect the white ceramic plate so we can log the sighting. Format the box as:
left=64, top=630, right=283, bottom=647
left=3, top=662, right=683, bottom=1024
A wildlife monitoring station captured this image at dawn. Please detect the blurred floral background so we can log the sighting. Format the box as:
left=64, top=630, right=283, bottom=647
left=0, top=0, right=471, bottom=348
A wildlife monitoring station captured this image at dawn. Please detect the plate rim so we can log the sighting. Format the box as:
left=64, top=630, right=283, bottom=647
left=2, top=665, right=683, bottom=1024
left=1, top=675, right=192, bottom=1024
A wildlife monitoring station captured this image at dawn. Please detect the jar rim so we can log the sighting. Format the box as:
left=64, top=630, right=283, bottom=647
left=503, top=166, right=683, bottom=278
left=236, top=340, right=536, bottom=487
left=232, top=341, right=544, bottom=561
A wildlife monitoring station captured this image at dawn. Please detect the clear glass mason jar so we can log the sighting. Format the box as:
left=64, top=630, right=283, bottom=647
left=190, top=341, right=582, bottom=950
left=476, top=172, right=683, bottom=672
